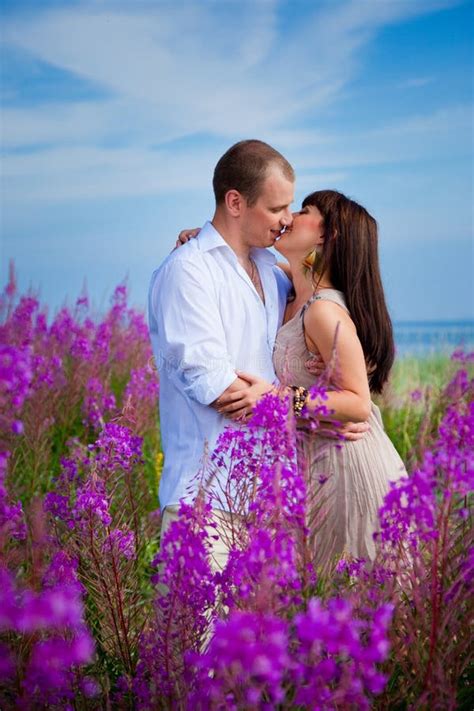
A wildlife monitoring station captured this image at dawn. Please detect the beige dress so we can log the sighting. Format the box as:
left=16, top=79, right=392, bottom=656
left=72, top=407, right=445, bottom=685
left=273, top=289, right=407, bottom=569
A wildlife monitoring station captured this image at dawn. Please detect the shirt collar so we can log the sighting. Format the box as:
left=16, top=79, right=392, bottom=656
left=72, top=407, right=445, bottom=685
left=197, top=221, right=229, bottom=253
left=198, top=221, right=277, bottom=266
left=250, top=247, right=277, bottom=266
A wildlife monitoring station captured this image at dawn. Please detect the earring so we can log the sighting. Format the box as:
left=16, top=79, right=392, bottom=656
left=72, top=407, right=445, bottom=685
left=302, top=249, right=322, bottom=273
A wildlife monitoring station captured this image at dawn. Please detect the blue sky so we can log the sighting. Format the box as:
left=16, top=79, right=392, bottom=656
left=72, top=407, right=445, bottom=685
left=1, top=0, right=472, bottom=321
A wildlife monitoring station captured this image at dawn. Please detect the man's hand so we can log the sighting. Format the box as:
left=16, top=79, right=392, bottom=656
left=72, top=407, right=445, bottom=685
left=174, top=228, right=200, bottom=250
left=305, top=353, right=325, bottom=378
left=316, top=420, right=370, bottom=441
left=215, top=371, right=275, bottom=421
left=340, top=420, right=370, bottom=441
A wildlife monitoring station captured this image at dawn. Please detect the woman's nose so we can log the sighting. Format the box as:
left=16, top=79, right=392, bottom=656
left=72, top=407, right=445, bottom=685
left=281, top=208, right=294, bottom=227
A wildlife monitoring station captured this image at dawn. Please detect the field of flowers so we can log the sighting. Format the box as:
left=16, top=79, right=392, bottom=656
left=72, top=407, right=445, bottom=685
left=1, top=268, right=473, bottom=710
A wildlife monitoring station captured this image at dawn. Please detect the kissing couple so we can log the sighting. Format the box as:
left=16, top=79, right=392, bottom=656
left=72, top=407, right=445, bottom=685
left=148, top=139, right=406, bottom=572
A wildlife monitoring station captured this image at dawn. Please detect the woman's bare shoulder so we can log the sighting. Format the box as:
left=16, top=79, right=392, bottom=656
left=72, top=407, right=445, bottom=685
left=304, top=298, right=355, bottom=332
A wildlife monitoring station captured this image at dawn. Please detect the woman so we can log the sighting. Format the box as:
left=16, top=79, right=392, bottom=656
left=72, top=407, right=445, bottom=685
left=178, top=190, right=407, bottom=567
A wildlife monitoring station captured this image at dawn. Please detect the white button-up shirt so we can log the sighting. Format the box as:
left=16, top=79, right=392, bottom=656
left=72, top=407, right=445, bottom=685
left=148, top=221, right=291, bottom=510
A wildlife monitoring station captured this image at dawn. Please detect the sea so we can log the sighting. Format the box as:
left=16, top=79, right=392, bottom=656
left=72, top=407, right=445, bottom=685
left=393, top=320, right=474, bottom=358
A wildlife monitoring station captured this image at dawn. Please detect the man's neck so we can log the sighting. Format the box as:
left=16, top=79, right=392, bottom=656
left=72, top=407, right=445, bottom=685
left=211, top=213, right=251, bottom=263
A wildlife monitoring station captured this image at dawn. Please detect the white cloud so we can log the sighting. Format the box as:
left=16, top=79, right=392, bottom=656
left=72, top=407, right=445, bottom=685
left=1, top=2, right=286, bottom=142
left=1, top=144, right=215, bottom=202
left=2, top=102, right=470, bottom=204
left=2, top=0, right=458, bottom=143
left=397, top=76, right=436, bottom=89
left=291, top=103, right=472, bottom=172
left=0, top=0, right=466, bottom=204
left=1, top=101, right=122, bottom=148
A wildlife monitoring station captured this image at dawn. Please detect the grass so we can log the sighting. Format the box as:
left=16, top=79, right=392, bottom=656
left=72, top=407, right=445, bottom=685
left=376, top=353, right=471, bottom=465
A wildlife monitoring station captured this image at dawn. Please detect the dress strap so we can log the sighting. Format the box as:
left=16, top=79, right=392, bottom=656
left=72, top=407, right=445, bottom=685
left=301, top=289, right=349, bottom=317
left=300, top=290, right=349, bottom=340
left=301, top=292, right=322, bottom=320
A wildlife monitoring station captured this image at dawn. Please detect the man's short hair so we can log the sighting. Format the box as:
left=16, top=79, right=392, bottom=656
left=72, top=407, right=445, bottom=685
left=213, top=139, right=295, bottom=207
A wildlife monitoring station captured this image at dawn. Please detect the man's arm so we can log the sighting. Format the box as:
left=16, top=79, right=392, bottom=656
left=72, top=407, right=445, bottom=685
left=276, top=261, right=292, bottom=280
left=149, top=259, right=238, bottom=406
left=210, top=376, right=252, bottom=409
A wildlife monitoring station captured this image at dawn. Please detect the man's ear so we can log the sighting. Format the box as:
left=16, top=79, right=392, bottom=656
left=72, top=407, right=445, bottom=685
left=224, top=189, right=245, bottom=217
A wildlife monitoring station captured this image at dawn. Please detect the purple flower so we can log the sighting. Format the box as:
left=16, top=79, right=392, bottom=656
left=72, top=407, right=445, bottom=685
left=103, top=528, right=136, bottom=560
left=124, top=364, right=159, bottom=397
left=410, top=388, right=423, bottom=402
left=72, top=477, right=112, bottom=529
left=220, top=522, right=302, bottom=612
left=379, top=386, right=474, bottom=550
left=50, top=307, right=77, bottom=350
left=0, top=343, right=33, bottom=424
left=59, top=455, right=81, bottom=483
left=0, top=562, right=88, bottom=634
left=23, top=631, right=95, bottom=702
left=93, top=422, right=143, bottom=473
left=81, top=676, right=100, bottom=698
left=44, top=492, right=73, bottom=526
left=94, top=322, right=112, bottom=364
left=135, top=497, right=216, bottom=705
left=0, top=543, right=94, bottom=706
left=17, top=586, right=86, bottom=632
left=0, top=567, right=18, bottom=630
left=82, top=377, right=117, bottom=429
left=0, top=490, right=27, bottom=541
left=71, top=333, right=93, bottom=360
left=0, top=642, right=15, bottom=680
left=75, top=295, right=89, bottom=309
left=451, top=348, right=474, bottom=364
left=31, top=352, right=64, bottom=389
left=43, top=551, right=85, bottom=595
left=290, top=597, right=392, bottom=706
left=188, top=611, right=290, bottom=708
left=2, top=272, right=472, bottom=708
left=443, top=368, right=472, bottom=400
left=0, top=453, right=27, bottom=541
left=335, top=557, right=367, bottom=578
left=378, top=466, right=437, bottom=546
left=4, top=295, right=39, bottom=348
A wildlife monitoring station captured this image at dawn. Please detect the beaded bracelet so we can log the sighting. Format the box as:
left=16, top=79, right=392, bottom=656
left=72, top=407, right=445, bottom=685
left=290, top=385, right=308, bottom=416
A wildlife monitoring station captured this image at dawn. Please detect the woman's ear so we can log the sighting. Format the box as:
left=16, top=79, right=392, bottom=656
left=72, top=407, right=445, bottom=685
left=317, top=228, right=337, bottom=245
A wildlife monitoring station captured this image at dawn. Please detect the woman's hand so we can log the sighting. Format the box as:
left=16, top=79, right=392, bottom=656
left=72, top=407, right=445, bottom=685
left=216, top=371, right=275, bottom=421
left=174, top=228, right=200, bottom=249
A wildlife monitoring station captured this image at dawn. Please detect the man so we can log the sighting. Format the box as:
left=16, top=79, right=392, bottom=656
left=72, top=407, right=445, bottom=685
left=148, top=139, right=366, bottom=569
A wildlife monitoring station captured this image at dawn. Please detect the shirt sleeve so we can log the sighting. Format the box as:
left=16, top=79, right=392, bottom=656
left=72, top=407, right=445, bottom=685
left=273, top=264, right=293, bottom=327
left=149, top=258, right=237, bottom=405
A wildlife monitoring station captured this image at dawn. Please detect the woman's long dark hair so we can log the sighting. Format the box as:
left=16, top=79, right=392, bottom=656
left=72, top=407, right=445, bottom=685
left=302, top=190, right=395, bottom=393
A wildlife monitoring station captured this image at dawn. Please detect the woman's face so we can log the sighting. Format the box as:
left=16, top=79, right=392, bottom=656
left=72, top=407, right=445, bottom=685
left=275, top=204, right=325, bottom=259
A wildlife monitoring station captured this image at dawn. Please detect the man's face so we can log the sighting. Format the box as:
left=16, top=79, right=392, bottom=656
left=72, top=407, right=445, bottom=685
left=240, top=168, right=294, bottom=248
